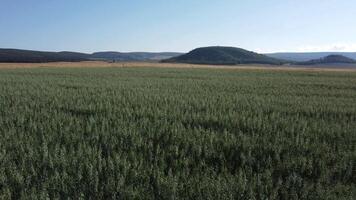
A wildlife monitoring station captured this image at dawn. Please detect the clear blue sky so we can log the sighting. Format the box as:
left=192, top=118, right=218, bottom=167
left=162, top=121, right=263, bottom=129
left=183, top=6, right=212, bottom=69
left=1, top=0, right=356, bottom=53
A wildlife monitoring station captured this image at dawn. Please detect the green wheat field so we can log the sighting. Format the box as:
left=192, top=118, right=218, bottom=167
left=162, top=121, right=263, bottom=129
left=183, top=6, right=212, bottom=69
left=0, top=67, right=355, bottom=199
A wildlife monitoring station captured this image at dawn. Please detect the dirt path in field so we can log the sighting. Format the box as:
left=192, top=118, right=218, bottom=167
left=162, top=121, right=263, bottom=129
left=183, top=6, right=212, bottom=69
left=1, top=61, right=356, bottom=72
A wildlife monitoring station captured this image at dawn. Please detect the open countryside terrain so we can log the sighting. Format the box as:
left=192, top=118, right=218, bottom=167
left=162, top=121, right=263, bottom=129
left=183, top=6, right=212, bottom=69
left=0, top=65, right=355, bottom=199
left=1, top=61, right=356, bottom=72
left=3, top=47, right=356, bottom=67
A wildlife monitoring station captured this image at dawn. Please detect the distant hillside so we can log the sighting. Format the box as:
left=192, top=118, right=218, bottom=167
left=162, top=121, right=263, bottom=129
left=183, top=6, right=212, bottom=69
left=91, top=52, right=182, bottom=61
left=164, top=46, right=285, bottom=65
left=298, top=55, right=356, bottom=65
left=0, top=48, right=182, bottom=63
left=0, top=49, right=91, bottom=63
left=267, top=52, right=356, bottom=62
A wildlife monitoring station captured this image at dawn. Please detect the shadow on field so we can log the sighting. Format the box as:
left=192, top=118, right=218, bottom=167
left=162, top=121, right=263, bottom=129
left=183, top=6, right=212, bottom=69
left=58, top=84, right=83, bottom=90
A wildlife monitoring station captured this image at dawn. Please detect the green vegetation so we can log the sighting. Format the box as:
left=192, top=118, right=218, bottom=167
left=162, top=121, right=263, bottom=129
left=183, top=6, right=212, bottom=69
left=91, top=52, right=182, bottom=61
left=0, top=67, right=355, bottom=199
left=0, top=48, right=182, bottom=63
left=0, top=49, right=89, bottom=63
left=164, top=46, right=285, bottom=65
left=267, top=52, right=356, bottom=62
left=298, top=55, right=356, bottom=65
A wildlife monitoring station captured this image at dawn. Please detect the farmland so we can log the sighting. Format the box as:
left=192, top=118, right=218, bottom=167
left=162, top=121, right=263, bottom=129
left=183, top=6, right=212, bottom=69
left=0, top=66, right=355, bottom=199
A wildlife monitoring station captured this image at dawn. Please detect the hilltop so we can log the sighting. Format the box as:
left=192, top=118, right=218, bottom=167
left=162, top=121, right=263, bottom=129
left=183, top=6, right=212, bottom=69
left=91, top=52, right=182, bottom=61
left=0, top=48, right=182, bottom=63
left=267, top=52, right=356, bottom=62
left=0, top=49, right=90, bottom=63
left=3, top=47, right=356, bottom=67
left=163, top=46, right=285, bottom=65
left=298, top=55, right=356, bottom=65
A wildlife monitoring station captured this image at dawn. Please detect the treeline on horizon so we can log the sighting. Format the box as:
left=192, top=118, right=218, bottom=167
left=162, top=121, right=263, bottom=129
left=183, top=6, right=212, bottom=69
left=0, top=49, right=89, bottom=63
left=0, top=49, right=181, bottom=63
left=162, top=46, right=286, bottom=65
left=1, top=47, right=356, bottom=65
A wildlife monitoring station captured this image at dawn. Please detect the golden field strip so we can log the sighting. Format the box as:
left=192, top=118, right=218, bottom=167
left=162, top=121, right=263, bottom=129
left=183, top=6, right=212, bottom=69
left=0, top=61, right=356, bottom=72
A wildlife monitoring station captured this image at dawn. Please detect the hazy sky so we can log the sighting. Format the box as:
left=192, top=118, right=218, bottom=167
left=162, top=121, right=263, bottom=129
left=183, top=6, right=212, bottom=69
left=1, top=0, right=356, bottom=53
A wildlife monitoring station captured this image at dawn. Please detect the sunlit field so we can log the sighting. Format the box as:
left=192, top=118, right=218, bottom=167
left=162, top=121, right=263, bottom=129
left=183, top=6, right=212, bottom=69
left=0, top=66, right=355, bottom=199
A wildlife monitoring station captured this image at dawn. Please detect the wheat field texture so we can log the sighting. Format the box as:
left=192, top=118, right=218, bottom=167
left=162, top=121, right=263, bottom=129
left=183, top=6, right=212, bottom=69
left=0, top=67, right=355, bottom=199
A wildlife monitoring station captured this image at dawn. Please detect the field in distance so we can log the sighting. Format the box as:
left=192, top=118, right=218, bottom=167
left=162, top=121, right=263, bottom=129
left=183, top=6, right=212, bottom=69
left=1, top=61, right=356, bottom=72
left=0, top=66, right=355, bottom=199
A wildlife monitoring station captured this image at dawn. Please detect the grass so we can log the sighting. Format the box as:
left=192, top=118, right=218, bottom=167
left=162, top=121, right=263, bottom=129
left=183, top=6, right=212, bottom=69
left=0, top=67, right=355, bottom=199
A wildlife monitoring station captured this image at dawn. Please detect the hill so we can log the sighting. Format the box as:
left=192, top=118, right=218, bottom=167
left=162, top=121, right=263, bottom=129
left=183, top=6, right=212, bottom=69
left=0, top=48, right=182, bottom=63
left=0, top=49, right=91, bottom=63
left=163, top=46, right=285, bottom=65
left=267, top=52, right=356, bottom=62
left=298, top=55, right=356, bottom=65
left=91, top=52, right=182, bottom=61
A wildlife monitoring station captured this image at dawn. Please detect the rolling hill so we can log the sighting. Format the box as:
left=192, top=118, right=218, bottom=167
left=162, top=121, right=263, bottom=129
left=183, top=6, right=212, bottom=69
left=0, top=48, right=182, bottom=63
left=0, top=49, right=90, bottom=63
left=91, top=52, right=182, bottom=61
left=267, top=52, right=356, bottom=62
left=163, top=46, right=285, bottom=65
left=298, top=55, right=356, bottom=65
